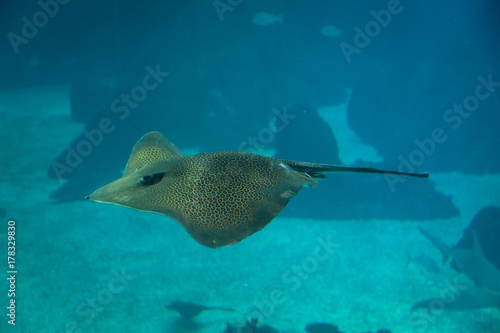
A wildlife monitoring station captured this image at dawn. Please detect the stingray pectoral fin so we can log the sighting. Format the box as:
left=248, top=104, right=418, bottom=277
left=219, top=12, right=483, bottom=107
left=124, top=131, right=184, bottom=175
left=256, top=175, right=315, bottom=219
left=180, top=180, right=314, bottom=248
left=174, top=158, right=317, bottom=249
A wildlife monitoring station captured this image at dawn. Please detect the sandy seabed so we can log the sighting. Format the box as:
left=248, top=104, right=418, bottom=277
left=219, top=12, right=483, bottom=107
left=0, top=87, right=499, bottom=333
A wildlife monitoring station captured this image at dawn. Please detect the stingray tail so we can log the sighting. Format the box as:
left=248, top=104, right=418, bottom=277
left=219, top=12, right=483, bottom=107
left=278, top=159, right=429, bottom=179
left=320, top=165, right=429, bottom=178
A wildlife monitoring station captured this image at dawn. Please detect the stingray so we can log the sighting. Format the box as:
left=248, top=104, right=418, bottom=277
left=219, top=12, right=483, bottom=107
left=165, top=301, right=234, bottom=320
left=86, top=132, right=428, bottom=248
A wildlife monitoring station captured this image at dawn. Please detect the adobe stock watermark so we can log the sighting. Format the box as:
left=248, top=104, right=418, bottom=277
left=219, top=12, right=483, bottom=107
left=237, top=106, right=296, bottom=153
left=213, top=0, right=244, bottom=22
left=408, top=277, right=469, bottom=332
left=386, top=73, right=500, bottom=191
left=339, top=0, right=406, bottom=64
left=232, top=235, right=340, bottom=331
left=59, top=268, right=135, bottom=333
left=7, top=0, right=71, bottom=54
left=50, top=64, right=169, bottom=180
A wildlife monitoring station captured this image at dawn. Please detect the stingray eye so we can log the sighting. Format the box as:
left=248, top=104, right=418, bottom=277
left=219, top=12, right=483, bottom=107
left=140, top=172, right=165, bottom=186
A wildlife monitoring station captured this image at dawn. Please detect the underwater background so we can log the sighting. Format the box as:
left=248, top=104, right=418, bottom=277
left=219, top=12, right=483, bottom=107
left=1, top=0, right=500, bottom=332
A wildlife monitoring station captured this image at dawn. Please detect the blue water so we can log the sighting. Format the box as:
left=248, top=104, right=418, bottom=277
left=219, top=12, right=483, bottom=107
left=1, top=1, right=499, bottom=332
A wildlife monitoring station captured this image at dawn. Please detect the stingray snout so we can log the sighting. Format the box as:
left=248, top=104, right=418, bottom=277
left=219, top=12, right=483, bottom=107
left=85, top=177, right=129, bottom=204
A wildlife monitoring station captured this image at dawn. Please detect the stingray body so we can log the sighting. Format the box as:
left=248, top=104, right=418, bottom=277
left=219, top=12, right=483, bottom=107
left=86, top=132, right=427, bottom=248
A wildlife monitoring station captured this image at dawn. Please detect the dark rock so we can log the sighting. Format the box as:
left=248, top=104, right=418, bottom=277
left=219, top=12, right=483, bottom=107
left=273, top=106, right=458, bottom=221
left=455, top=205, right=500, bottom=270
left=274, top=104, right=341, bottom=165
left=224, top=318, right=280, bottom=333
left=305, top=322, right=344, bottom=333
